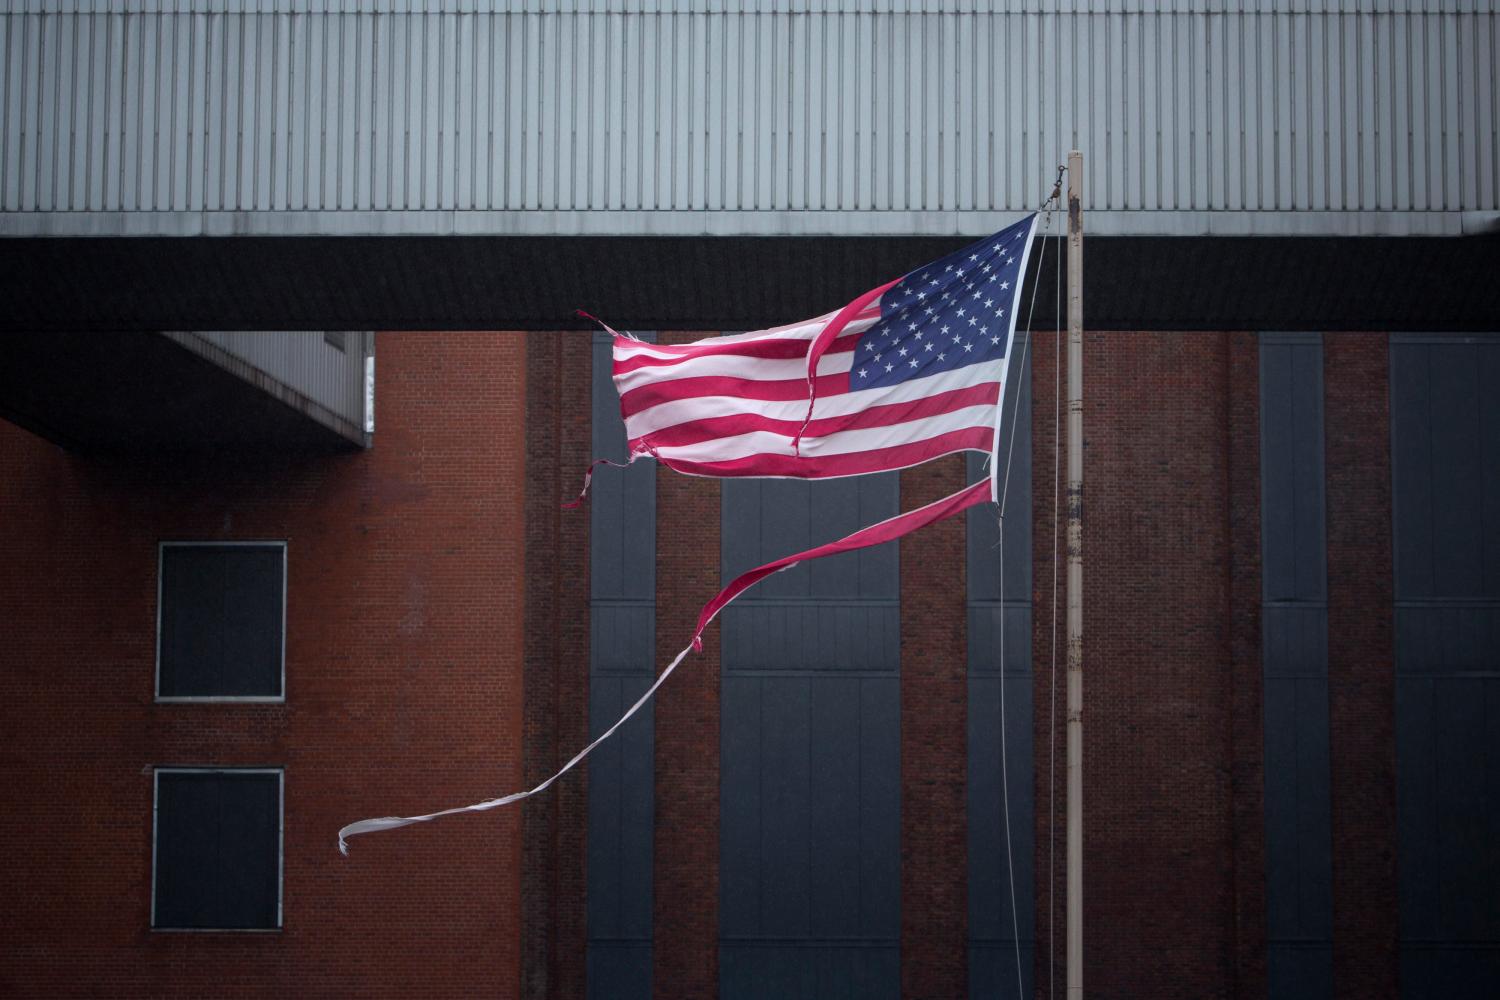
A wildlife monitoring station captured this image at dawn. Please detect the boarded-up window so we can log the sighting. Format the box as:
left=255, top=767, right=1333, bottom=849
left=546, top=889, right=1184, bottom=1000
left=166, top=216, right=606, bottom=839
left=157, top=543, right=285, bottom=699
left=152, top=769, right=282, bottom=930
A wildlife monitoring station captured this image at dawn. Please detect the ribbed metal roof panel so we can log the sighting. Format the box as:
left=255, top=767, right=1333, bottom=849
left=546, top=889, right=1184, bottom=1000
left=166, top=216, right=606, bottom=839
left=1, top=5, right=1495, bottom=233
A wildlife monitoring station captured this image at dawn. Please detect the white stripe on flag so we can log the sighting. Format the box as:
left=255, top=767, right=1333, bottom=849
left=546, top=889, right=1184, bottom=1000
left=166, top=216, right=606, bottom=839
left=648, top=404, right=1002, bottom=464
left=612, top=332, right=873, bottom=393
left=611, top=318, right=835, bottom=359
left=622, top=360, right=1005, bottom=439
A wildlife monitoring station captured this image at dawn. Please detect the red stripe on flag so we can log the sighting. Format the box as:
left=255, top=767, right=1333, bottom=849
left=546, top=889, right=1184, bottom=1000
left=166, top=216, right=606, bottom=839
left=619, top=370, right=855, bottom=418
left=633, top=383, right=1001, bottom=450
left=608, top=308, right=877, bottom=358
left=612, top=331, right=866, bottom=375
left=653, top=426, right=995, bottom=479
left=794, top=278, right=901, bottom=452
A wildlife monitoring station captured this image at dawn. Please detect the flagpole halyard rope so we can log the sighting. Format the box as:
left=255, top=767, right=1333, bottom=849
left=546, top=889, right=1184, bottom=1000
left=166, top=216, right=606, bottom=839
left=993, top=195, right=1058, bottom=1000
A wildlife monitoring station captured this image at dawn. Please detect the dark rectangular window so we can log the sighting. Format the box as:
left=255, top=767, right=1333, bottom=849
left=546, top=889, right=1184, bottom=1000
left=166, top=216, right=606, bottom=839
left=152, top=769, right=283, bottom=930
left=157, top=543, right=285, bottom=699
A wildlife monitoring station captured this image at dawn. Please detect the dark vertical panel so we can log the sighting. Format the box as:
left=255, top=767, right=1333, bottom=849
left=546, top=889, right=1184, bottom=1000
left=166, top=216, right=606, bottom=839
left=859, top=675, right=901, bottom=937
left=720, top=479, right=762, bottom=595
left=719, top=673, right=761, bottom=941
left=1481, top=346, right=1500, bottom=598
left=152, top=772, right=219, bottom=928
left=759, top=481, right=812, bottom=598
left=1426, top=346, right=1483, bottom=596
left=1259, top=333, right=1332, bottom=998
left=809, top=478, right=860, bottom=597
left=1263, top=677, right=1299, bottom=932
left=760, top=676, right=812, bottom=938
left=809, top=676, right=861, bottom=938
left=720, top=466, right=899, bottom=998
left=220, top=547, right=283, bottom=696
left=857, top=474, right=901, bottom=593
left=1290, top=345, right=1327, bottom=599
left=617, top=672, right=656, bottom=924
left=1260, top=343, right=1297, bottom=599
left=1294, top=681, right=1334, bottom=939
left=215, top=772, right=280, bottom=928
left=1434, top=679, right=1490, bottom=938
left=967, top=342, right=1032, bottom=999
left=158, top=546, right=220, bottom=694
left=1390, top=342, right=1435, bottom=598
left=586, top=680, right=624, bottom=933
left=158, top=544, right=283, bottom=698
left=590, top=331, right=655, bottom=602
left=1392, top=334, right=1500, bottom=1000
left=153, top=771, right=279, bottom=930
left=587, top=330, right=654, bottom=1000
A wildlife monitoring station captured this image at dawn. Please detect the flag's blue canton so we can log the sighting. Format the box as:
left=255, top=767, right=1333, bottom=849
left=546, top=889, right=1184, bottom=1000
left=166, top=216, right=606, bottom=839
left=851, top=214, right=1035, bottom=390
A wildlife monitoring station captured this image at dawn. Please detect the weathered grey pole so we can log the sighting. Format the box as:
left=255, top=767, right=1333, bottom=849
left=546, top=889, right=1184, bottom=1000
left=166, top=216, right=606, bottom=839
left=1065, top=149, right=1085, bottom=1000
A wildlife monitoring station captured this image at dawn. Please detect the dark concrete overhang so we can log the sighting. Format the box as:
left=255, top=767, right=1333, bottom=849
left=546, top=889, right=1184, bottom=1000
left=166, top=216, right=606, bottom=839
left=2, top=234, right=1499, bottom=334
left=0, top=332, right=371, bottom=455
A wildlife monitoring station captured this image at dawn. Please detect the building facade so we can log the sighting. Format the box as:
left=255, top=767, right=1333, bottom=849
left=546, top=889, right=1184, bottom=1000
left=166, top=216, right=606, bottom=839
left=2, top=3, right=1498, bottom=999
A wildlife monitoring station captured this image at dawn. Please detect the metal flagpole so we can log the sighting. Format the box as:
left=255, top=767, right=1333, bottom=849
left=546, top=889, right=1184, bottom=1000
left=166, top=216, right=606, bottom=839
left=1065, top=149, right=1085, bottom=1000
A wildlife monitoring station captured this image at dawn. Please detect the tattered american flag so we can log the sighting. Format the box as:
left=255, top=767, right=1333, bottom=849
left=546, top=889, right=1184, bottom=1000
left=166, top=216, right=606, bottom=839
left=614, top=212, right=1038, bottom=483
left=337, top=213, right=1040, bottom=854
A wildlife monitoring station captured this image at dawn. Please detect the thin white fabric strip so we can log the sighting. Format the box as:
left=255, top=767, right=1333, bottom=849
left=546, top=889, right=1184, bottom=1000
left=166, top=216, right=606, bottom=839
left=338, top=473, right=993, bottom=854
left=337, top=641, right=696, bottom=855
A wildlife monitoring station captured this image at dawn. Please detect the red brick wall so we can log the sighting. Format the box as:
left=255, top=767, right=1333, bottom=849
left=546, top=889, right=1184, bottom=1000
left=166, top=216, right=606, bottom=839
left=1323, top=334, right=1399, bottom=1000
left=652, top=333, right=721, bottom=1000
left=1226, top=333, right=1268, bottom=1000
left=4, top=328, right=1409, bottom=1000
left=1032, top=329, right=1064, bottom=1000
left=522, top=332, right=593, bottom=1000
left=1049, top=332, right=1244, bottom=1000
left=0, top=333, right=528, bottom=998
left=900, top=453, right=969, bottom=997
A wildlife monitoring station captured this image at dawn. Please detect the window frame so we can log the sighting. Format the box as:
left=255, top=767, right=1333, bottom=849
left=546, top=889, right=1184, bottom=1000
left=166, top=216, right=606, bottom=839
left=154, top=540, right=288, bottom=703
left=149, top=766, right=285, bottom=933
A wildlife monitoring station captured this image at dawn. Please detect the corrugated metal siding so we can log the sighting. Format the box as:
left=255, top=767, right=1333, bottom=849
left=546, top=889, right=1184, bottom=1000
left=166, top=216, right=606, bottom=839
left=160, top=330, right=370, bottom=442
left=2, top=3, right=1495, bottom=235
left=186, top=331, right=367, bottom=424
